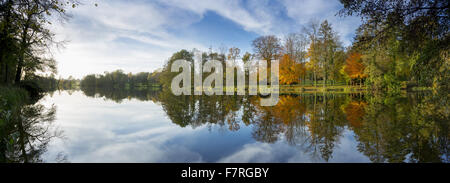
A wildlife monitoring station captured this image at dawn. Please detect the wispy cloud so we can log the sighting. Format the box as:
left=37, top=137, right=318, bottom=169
left=51, top=0, right=360, bottom=78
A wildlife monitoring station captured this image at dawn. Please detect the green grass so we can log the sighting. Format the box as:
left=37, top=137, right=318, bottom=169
left=0, top=85, right=29, bottom=126
left=279, top=85, right=366, bottom=94
left=126, top=83, right=162, bottom=90
left=410, top=86, right=433, bottom=91
left=0, top=86, right=29, bottom=106
left=293, top=80, right=349, bottom=86
left=200, top=85, right=367, bottom=94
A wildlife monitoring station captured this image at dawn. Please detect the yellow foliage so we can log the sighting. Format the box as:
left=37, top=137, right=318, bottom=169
left=306, top=42, right=320, bottom=72
left=279, top=54, right=306, bottom=85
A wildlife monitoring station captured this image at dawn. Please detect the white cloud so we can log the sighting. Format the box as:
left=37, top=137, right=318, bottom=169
left=42, top=91, right=206, bottom=162
left=52, top=0, right=208, bottom=78
left=280, top=0, right=361, bottom=46
left=157, top=0, right=270, bottom=34
left=50, top=0, right=361, bottom=78
left=218, top=131, right=370, bottom=163
left=42, top=92, right=371, bottom=163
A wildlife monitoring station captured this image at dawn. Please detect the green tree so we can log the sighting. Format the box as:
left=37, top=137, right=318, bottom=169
left=160, top=50, right=194, bottom=89
left=339, top=0, right=449, bottom=90
left=318, top=20, right=343, bottom=87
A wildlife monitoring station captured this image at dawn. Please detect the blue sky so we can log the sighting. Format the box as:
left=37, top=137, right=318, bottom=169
left=51, top=0, right=361, bottom=79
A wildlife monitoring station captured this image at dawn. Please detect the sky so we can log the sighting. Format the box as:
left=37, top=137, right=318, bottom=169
left=51, top=0, right=361, bottom=79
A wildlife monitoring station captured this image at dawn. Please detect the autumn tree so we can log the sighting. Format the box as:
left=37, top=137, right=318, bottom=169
left=242, top=52, right=252, bottom=85
left=283, top=32, right=308, bottom=82
left=344, top=52, right=366, bottom=86
left=305, top=21, right=321, bottom=86
left=227, top=47, right=240, bottom=64
left=225, top=47, right=241, bottom=88
left=306, top=40, right=320, bottom=86
left=339, top=0, right=449, bottom=90
left=344, top=101, right=367, bottom=129
left=279, top=54, right=305, bottom=85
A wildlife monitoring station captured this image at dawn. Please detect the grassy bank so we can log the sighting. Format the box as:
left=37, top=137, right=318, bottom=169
left=124, top=83, right=162, bottom=90
left=216, top=85, right=367, bottom=94
left=0, top=86, right=29, bottom=126
left=0, top=86, right=29, bottom=106
left=216, top=84, right=432, bottom=94
left=279, top=85, right=367, bottom=94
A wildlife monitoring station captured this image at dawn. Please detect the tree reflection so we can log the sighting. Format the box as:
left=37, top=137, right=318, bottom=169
left=80, top=85, right=160, bottom=103
left=304, top=94, right=347, bottom=161
left=0, top=101, right=59, bottom=163
left=354, top=92, right=449, bottom=162
left=80, top=86, right=449, bottom=162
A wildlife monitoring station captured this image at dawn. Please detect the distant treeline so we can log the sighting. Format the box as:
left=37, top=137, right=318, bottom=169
left=152, top=0, right=449, bottom=93
left=80, top=70, right=162, bottom=89
left=74, top=0, right=450, bottom=94
left=20, top=74, right=78, bottom=91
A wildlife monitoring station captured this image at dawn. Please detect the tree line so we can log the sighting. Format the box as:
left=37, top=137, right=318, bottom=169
left=80, top=69, right=162, bottom=89
left=28, top=74, right=78, bottom=91
left=155, top=0, right=448, bottom=93
left=4, top=0, right=446, bottom=94
left=157, top=20, right=349, bottom=89
left=340, top=0, right=449, bottom=91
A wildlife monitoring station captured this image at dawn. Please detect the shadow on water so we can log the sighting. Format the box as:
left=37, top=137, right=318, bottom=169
left=76, top=86, right=449, bottom=163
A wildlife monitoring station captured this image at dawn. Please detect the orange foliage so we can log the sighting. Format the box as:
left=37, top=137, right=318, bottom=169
left=344, top=101, right=367, bottom=128
left=251, top=95, right=306, bottom=126
left=272, top=95, right=306, bottom=125
left=344, top=53, right=367, bottom=79
left=279, top=54, right=306, bottom=85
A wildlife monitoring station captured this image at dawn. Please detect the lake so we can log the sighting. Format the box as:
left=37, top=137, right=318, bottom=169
left=29, top=89, right=448, bottom=163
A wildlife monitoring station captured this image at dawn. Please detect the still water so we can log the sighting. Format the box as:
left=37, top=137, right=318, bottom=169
left=30, top=89, right=449, bottom=163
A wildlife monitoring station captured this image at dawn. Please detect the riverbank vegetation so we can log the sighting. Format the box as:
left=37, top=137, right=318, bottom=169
left=2, top=0, right=449, bottom=97
left=0, top=1, right=78, bottom=162
left=120, top=0, right=448, bottom=94
left=80, top=69, right=162, bottom=90
left=0, top=0, right=448, bottom=163
left=0, top=0, right=80, bottom=103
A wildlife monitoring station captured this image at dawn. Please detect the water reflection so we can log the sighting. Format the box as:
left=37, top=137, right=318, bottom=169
left=0, top=98, right=62, bottom=163
left=71, top=87, right=449, bottom=163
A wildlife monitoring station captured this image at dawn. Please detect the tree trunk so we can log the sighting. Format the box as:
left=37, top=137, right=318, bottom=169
left=4, top=63, right=8, bottom=83
left=313, top=70, right=316, bottom=87
left=1, top=62, right=5, bottom=83
left=15, top=22, right=29, bottom=84
left=267, top=59, right=271, bottom=84
left=15, top=62, right=23, bottom=83
left=0, top=53, right=4, bottom=84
